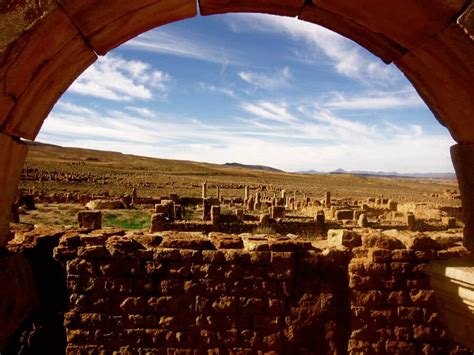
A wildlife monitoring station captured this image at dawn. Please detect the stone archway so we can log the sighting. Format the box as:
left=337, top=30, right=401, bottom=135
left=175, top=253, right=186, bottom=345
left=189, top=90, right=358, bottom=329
left=0, top=0, right=473, bottom=249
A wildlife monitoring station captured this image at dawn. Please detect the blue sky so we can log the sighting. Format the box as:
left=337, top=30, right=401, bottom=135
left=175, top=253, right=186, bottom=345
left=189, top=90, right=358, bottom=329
left=38, top=13, right=455, bottom=173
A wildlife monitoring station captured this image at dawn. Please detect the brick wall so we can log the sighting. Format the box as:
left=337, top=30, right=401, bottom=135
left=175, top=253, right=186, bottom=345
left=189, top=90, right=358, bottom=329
left=51, top=229, right=470, bottom=354
left=54, top=232, right=350, bottom=354
left=348, top=232, right=469, bottom=354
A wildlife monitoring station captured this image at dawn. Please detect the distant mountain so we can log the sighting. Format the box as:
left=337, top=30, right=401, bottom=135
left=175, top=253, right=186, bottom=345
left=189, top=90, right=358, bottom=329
left=297, top=169, right=324, bottom=175
left=223, top=162, right=284, bottom=173
left=297, top=168, right=456, bottom=180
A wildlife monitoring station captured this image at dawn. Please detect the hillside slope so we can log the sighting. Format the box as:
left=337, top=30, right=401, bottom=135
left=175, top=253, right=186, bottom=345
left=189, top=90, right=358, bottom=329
left=21, top=141, right=459, bottom=203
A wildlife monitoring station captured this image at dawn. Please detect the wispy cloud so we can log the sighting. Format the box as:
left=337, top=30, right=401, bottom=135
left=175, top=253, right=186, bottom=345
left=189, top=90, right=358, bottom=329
left=226, top=14, right=398, bottom=85
left=322, top=87, right=424, bottom=110
left=125, top=106, right=155, bottom=118
left=238, top=67, right=292, bottom=90
left=240, top=100, right=298, bottom=123
left=69, top=54, right=171, bottom=101
left=55, top=102, right=97, bottom=117
left=198, top=83, right=236, bottom=97
left=123, top=30, right=243, bottom=66
left=42, top=100, right=454, bottom=173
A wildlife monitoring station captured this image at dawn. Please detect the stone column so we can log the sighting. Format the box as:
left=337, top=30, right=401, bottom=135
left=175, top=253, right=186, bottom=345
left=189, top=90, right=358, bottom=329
left=77, top=211, right=102, bottom=230
left=254, top=191, right=261, bottom=211
left=244, top=186, right=249, bottom=202
left=202, top=198, right=211, bottom=221
left=325, top=191, right=331, bottom=207
left=202, top=182, right=207, bottom=199
left=315, top=210, right=325, bottom=230
left=211, top=205, right=220, bottom=225
left=0, top=134, right=28, bottom=247
left=216, top=186, right=221, bottom=201
left=451, top=144, right=474, bottom=252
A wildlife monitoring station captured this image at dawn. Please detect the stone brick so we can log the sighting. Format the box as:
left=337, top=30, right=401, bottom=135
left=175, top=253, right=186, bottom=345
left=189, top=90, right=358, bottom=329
left=391, top=249, right=415, bottom=262
left=160, top=279, right=184, bottom=295
left=362, top=232, right=405, bottom=250
left=390, top=262, right=413, bottom=275
left=200, top=0, right=305, bottom=17
left=77, top=211, right=102, bottom=230
left=393, top=326, right=412, bottom=341
left=211, top=296, right=237, bottom=314
left=239, top=297, right=264, bottom=314
left=409, top=289, right=435, bottom=307
left=385, top=340, right=416, bottom=353
left=397, top=306, right=424, bottom=322
left=387, top=291, right=409, bottom=306
left=77, top=245, right=106, bottom=259
left=327, top=229, right=361, bottom=248
left=368, top=248, right=392, bottom=263
left=351, top=290, right=384, bottom=306
left=412, top=325, right=449, bottom=341
left=252, top=315, right=282, bottom=331
left=209, top=233, right=243, bottom=249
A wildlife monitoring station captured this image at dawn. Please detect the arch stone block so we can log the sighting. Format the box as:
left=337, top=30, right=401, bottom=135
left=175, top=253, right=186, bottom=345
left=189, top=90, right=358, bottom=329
left=60, top=0, right=197, bottom=55
left=458, top=1, right=474, bottom=39
left=396, top=24, right=474, bottom=143
left=0, top=0, right=56, bottom=59
left=0, top=95, right=14, bottom=128
left=299, top=3, right=405, bottom=64
left=1, top=8, right=79, bottom=102
left=0, top=134, right=28, bottom=248
left=313, top=0, right=468, bottom=50
left=3, top=35, right=96, bottom=140
left=200, top=0, right=305, bottom=17
left=451, top=144, right=474, bottom=252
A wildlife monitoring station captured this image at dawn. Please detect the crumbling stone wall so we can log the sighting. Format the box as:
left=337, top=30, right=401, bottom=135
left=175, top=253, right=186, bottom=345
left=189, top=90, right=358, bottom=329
left=54, top=232, right=350, bottom=354
left=348, top=232, right=469, bottom=354
left=49, top=229, right=471, bottom=354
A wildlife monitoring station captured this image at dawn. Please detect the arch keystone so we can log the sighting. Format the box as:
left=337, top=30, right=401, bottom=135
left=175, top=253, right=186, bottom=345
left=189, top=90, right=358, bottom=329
left=200, top=0, right=305, bottom=17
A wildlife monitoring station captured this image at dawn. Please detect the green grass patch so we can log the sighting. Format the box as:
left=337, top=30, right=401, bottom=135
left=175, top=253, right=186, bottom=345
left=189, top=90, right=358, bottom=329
left=103, top=210, right=150, bottom=230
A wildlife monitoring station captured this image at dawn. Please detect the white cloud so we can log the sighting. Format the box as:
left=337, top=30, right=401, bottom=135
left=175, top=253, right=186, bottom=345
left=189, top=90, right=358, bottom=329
left=123, top=30, right=243, bottom=67
left=40, top=101, right=455, bottom=173
left=322, top=88, right=424, bottom=110
left=198, top=83, right=236, bottom=98
left=226, top=14, right=398, bottom=85
left=238, top=67, right=292, bottom=90
left=55, top=102, right=97, bottom=117
left=125, top=106, right=155, bottom=118
left=240, top=101, right=298, bottom=123
left=69, top=54, right=171, bottom=101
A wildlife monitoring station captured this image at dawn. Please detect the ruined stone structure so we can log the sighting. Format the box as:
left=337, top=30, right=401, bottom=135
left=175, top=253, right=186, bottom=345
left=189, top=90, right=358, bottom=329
left=2, top=227, right=461, bottom=354
left=77, top=211, right=102, bottom=230
left=202, top=182, right=207, bottom=200
left=1, top=0, right=474, bottom=352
